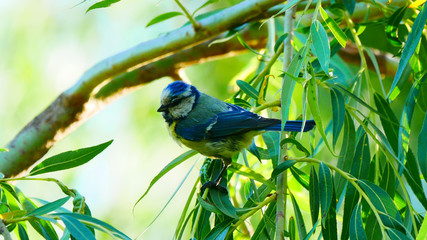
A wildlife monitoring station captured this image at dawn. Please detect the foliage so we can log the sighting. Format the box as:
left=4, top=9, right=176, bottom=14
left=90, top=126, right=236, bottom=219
left=0, top=140, right=131, bottom=240
left=2, top=0, right=427, bottom=239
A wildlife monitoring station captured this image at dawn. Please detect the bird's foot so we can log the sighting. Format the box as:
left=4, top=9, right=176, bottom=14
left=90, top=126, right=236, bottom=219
left=201, top=181, right=228, bottom=194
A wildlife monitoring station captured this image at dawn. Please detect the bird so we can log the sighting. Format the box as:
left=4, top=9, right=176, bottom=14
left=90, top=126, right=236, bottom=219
left=158, top=81, right=315, bottom=192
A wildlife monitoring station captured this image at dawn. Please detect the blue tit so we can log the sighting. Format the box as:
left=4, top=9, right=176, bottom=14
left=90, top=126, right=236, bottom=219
left=158, top=81, right=315, bottom=191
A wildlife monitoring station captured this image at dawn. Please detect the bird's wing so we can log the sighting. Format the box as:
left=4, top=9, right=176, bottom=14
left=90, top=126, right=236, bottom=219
left=175, top=107, right=280, bottom=141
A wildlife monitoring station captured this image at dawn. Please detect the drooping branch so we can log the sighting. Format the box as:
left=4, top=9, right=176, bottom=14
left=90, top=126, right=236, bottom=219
left=0, top=0, right=404, bottom=177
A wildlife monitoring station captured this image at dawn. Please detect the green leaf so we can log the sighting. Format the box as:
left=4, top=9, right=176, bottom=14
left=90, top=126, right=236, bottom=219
left=271, top=160, right=296, bottom=179
left=134, top=150, right=197, bottom=208
left=59, top=215, right=95, bottom=240
left=251, top=202, right=276, bottom=239
left=27, top=197, right=70, bottom=216
left=272, top=0, right=301, bottom=18
left=309, top=166, right=319, bottom=226
left=289, top=216, right=296, bottom=240
left=193, top=0, right=219, bottom=16
left=227, top=98, right=252, bottom=108
left=404, top=148, right=427, bottom=209
left=374, top=93, right=400, bottom=154
left=86, top=0, right=120, bottom=13
left=388, top=4, right=427, bottom=100
left=419, top=112, right=427, bottom=180
left=311, top=20, right=330, bottom=74
left=327, top=83, right=380, bottom=114
left=358, top=180, right=403, bottom=228
left=0, top=148, right=7, bottom=152
left=349, top=203, right=367, bottom=240
left=385, top=6, right=407, bottom=47
left=53, top=213, right=131, bottom=240
left=146, top=12, right=184, bottom=27
left=290, top=193, right=307, bottom=239
left=282, top=46, right=308, bottom=125
left=18, top=224, right=29, bottom=240
left=319, top=162, right=333, bottom=220
left=290, top=166, right=309, bottom=190
left=343, top=0, right=356, bottom=14
left=29, top=140, right=113, bottom=176
left=307, top=76, right=336, bottom=155
left=229, top=162, right=275, bottom=189
left=210, top=187, right=237, bottom=218
left=236, top=80, right=260, bottom=100
left=334, top=111, right=356, bottom=197
left=204, top=218, right=233, bottom=240
left=330, top=88, right=345, bottom=148
left=274, top=33, right=288, bottom=53
left=319, top=6, right=347, bottom=47
left=236, top=33, right=266, bottom=57
left=262, top=132, right=279, bottom=168
left=417, top=216, right=427, bottom=240
left=197, top=194, right=221, bottom=215
left=280, top=138, right=310, bottom=157
left=387, top=228, right=412, bottom=240
left=321, top=180, right=337, bottom=240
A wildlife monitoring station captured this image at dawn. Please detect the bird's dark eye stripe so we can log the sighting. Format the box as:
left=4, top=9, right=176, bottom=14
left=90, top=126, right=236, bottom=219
left=167, top=98, right=182, bottom=108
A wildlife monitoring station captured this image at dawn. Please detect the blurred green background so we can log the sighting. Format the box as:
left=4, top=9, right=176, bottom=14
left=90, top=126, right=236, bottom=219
left=0, top=0, right=258, bottom=239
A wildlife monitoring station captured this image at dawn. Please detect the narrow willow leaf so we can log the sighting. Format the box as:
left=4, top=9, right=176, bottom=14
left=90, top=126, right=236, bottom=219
left=387, top=228, right=412, bottom=240
left=289, top=217, right=296, bottom=240
left=343, top=0, right=356, bottom=14
left=290, top=193, right=307, bottom=239
left=282, top=46, right=308, bottom=125
left=197, top=194, right=221, bottom=215
left=204, top=218, right=234, bottom=240
left=342, top=132, right=370, bottom=239
left=251, top=202, right=276, bottom=240
left=29, top=140, right=113, bottom=176
left=272, top=0, right=302, bottom=18
left=319, top=162, right=333, bottom=220
left=404, top=148, right=427, bottom=209
left=193, top=208, right=211, bottom=240
left=358, top=180, right=403, bottom=228
left=374, top=93, right=400, bottom=154
left=236, top=33, right=266, bottom=57
left=146, top=12, right=183, bottom=27
left=280, top=138, right=310, bottom=156
left=193, top=0, right=219, bottom=16
left=417, top=216, right=427, bottom=240
left=308, top=77, right=336, bottom=155
left=311, top=20, right=330, bottom=74
left=29, top=219, right=58, bottom=240
left=327, top=83, right=380, bottom=114
left=319, top=6, right=347, bottom=47
left=290, top=166, right=309, bottom=190
left=419, top=113, right=427, bottom=179
left=86, top=0, right=120, bottom=13
left=229, top=162, right=275, bottom=189
left=53, top=213, right=131, bottom=240
left=134, top=150, right=197, bottom=208
left=59, top=215, right=95, bottom=240
left=385, top=6, right=407, bottom=47
left=174, top=178, right=199, bottom=239
left=321, top=180, right=337, bottom=240
left=330, top=88, right=345, bottom=148
left=18, top=224, right=29, bottom=240
left=236, top=80, right=260, bottom=100
left=0, top=148, right=7, bottom=152
left=350, top=203, right=367, bottom=240
left=27, top=197, right=70, bottom=216
left=274, top=33, right=288, bottom=53
left=271, top=160, right=296, bottom=179
left=388, top=4, right=427, bottom=100
left=380, top=162, right=396, bottom=199
left=304, top=219, right=319, bottom=240
left=309, top=166, right=319, bottom=226
left=262, top=132, right=279, bottom=168
left=334, top=111, right=356, bottom=197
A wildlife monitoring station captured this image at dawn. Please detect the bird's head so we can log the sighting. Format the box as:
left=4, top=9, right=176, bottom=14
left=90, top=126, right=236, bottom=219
left=158, top=81, right=200, bottom=122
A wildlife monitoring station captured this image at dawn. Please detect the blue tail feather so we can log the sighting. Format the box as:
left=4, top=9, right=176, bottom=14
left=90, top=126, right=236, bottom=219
left=264, top=120, right=315, bottom=132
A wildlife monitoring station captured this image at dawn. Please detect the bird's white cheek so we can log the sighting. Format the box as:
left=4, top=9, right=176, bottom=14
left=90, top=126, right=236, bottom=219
left=170, top=96, right=196, bottom=119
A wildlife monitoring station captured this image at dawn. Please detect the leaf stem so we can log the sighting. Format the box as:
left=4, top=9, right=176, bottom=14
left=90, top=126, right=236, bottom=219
left=174, top=0, right=201, bottom=30
left=253, top=99, right=281, bottom=113
left=232, top=192, right=277, bottom=228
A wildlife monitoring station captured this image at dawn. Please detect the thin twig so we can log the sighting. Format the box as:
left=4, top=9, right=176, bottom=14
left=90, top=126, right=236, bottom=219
left=174, top=0, right=201, bottom=30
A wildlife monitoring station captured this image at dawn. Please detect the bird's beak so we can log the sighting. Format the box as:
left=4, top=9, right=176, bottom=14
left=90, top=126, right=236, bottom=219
left=157, top=105, right=167, bottom=112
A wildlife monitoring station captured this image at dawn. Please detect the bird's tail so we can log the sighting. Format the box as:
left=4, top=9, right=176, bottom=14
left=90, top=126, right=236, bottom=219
left=264, top=120, right=316, bottom=132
